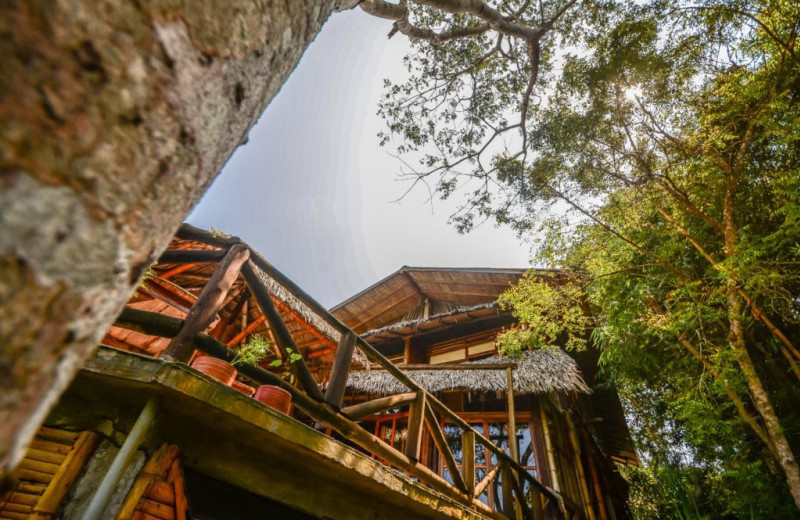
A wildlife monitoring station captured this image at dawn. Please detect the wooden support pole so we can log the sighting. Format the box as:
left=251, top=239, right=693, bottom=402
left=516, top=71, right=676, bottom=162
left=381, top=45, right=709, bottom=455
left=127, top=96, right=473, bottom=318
left=240, top=261, right=325, bottom=401
left=423, top=402, right=468, bottom=493
left=162, top=245, right=249, bottom=362
left=501, top=461, right=515, bottom=518
left=462, top=430, right=476, bottom=496
left=341, top=393, right=416, bottom=420
left=325, top=332, right=356, bottom=409
left=510, top=468, right=535, bottom=520
left=405, top=392, right=426, bottom=461
left=506, top=367, right=519, bottom=463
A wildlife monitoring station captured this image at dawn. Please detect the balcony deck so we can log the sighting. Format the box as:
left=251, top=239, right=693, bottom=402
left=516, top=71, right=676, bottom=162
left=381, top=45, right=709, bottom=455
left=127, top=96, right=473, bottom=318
left=54, top=346, right=493, bottom=520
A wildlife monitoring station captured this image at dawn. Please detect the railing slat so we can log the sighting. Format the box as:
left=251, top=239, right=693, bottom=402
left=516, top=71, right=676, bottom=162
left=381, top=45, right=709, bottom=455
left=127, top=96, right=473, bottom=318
left=462, top=430, right=475, bottom=496
left=405, top=392, right=426, bottom=461
left=423, top=402, right=468, bottom=493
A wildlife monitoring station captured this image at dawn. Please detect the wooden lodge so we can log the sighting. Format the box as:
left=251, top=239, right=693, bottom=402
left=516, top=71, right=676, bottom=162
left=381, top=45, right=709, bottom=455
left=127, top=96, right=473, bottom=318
left=0, top=225, right=636, bottom=520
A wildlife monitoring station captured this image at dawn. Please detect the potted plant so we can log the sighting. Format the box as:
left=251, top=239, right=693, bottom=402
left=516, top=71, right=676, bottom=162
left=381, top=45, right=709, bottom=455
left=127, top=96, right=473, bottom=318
left=254, top=347, right=302, bottom=414
left=229, top=334, right=272, bottom=396
left=190, top=354, right=238, bottom=386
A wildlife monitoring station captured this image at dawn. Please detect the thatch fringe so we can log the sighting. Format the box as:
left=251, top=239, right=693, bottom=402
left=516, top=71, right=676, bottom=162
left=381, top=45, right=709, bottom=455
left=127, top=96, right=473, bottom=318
left=252, top=264, right=370, bottom=367
left=346, top=349, right=591, bottom=396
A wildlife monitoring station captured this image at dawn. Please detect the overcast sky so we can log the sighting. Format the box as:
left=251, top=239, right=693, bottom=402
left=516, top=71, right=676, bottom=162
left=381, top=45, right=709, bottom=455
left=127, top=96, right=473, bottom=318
left=188, top=10, right=531, bottom=308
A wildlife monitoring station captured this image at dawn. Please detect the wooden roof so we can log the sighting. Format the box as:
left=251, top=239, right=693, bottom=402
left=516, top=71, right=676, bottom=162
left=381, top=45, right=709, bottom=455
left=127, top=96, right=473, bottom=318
left=103, top=234, right=343, bottom=379
left=331, top=267, right=530, bottom=333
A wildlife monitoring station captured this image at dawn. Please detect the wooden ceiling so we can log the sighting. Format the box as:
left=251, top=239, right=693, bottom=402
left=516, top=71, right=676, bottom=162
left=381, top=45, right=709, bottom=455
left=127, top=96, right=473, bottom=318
left=331, top=267, right=528, bottom=334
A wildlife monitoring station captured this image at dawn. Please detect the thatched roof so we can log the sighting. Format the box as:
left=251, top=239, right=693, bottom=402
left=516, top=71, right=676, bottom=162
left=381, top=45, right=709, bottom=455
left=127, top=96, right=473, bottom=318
left=332, top=267, right=530, bottom=334
left=345, top=349, right=591, bottom=396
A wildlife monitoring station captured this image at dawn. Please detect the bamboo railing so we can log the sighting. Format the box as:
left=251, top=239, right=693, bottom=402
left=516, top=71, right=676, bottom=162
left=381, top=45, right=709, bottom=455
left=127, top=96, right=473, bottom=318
left=111, top=224, right=585, bottom=520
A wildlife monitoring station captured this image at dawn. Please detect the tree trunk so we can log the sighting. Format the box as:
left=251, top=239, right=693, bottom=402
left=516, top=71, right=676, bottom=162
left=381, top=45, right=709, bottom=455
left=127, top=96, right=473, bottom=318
left=0, top=0, right=341, bottom=479
left=722, top=170, right=800, bottom=509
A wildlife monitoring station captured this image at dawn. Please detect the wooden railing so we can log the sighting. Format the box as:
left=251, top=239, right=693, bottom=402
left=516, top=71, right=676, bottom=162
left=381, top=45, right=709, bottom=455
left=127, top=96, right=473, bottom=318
left=112, top=224, right=584, bottom=520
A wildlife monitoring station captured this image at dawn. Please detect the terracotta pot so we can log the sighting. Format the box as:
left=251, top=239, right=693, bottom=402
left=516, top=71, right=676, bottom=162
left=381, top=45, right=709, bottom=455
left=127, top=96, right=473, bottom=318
left=254, top=385, right=292, bottom=414
left=232, top=380, right=255, bottom=397
left=190, top=356, right=237, bottom=386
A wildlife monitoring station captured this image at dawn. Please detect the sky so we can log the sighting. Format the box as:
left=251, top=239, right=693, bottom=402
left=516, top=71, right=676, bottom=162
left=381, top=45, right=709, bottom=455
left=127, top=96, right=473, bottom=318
left=188, top=10, right=531, bottom=308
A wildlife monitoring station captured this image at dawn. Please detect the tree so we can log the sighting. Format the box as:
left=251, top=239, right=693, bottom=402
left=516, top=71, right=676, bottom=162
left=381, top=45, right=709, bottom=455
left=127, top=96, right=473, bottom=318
left=0, top=0, right=351, bottom=481
left=369, top=0, right=800, bottom=512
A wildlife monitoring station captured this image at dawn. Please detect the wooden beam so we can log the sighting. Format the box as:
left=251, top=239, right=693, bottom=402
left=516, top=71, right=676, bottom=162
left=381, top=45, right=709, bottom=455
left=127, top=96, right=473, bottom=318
left=162, top=245, right=249, bottom=362
left=392, top=363, right=518, bottom=371
left=226, top=316, right=265, bottom=347
left=423, top=402, right=467, bottom=493
left=405, top=392, right=426, bottom=461
left=158, top=249, right=226, bottom=264
left=159, top=263, right=196, bottom=280
left=462, top=430, right=475, bottom=496
left=325, top=332, right=356, bottom=409
left=140, top=279, right=195, bottom=315
left=341, top=393, right=416, bottom=420
left=240, top=261, right=325, bottom=401
left=32, top=431, right=100, bottom=517
left=474, top=464, right=501, bottom=497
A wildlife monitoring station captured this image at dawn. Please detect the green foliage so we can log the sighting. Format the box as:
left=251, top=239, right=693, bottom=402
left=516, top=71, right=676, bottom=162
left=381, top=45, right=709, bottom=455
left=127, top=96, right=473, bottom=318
left=497, top=274, right=591, bottom=356
left=231, top=334, right=271, bottom=367
left=377, top=0, right=800, bottom=516
left=269, top=346, right=302, bottom=382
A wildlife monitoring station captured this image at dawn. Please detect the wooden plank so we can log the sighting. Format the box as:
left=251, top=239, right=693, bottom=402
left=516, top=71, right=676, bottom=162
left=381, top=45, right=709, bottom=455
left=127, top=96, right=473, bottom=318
left=33, top=431, right=101, bottom=515
left=240, top=261, right=324, bottom=401
left=422, top=403, right=467, bottom=493
left=0, top=511, right=29, bottom=519
left=15, top=469, right=52, bottom=485
left=138, top=498, right=175, bottom=520
left=16, top=483, right=46, bottom=495
left=36, top=427, right=79, bottom=444
left=163, top=245, right=250, bottom=362
left=18, top=459, right=59, bottom=475
left=7, top=492, right=39, bottom=506
left=405, top=392, right=426, bottom=461
left=28, top=440, right=71, bottom=456
left=147, top=481, right=174, bottom=506
left=341, top=393, right=416, bottom=420
left=325, top=332, right=356, bottom=409
left=462, top=430, right=475, bottom=496
left=115, top=445, right=179, bottom=520
left=168, top=460, right=187, bottom=520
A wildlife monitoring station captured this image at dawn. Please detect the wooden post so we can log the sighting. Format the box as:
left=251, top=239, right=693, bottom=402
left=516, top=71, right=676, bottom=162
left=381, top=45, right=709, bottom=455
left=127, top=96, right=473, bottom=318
left=325, top=332, right=356, bottom=409
left=405, top=392, right=426, bottom=461
left=506, top=367, right=519, bottom=463
left=240, top=261, right=325, bottom=401
left=500, top=461, right=515, bottom=518
left=462, top=430, right=476, bottom=496
left=162, top=245, right=249, bottom=362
